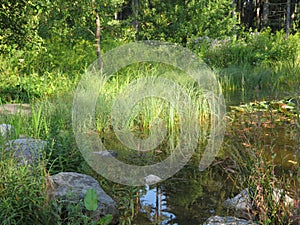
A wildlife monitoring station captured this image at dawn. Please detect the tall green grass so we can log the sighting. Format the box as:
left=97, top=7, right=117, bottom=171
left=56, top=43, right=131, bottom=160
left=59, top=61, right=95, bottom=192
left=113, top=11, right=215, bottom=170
left=216, top=61, right=300, bottom=104
left=190, top=30, right=300, bottom=104
left=75, top=62, right=212, bottom=159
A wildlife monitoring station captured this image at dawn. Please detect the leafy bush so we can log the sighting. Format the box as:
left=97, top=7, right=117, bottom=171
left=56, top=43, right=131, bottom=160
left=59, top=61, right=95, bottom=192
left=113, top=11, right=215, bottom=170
left=0, top=38, right=96, bottom=103
left=0, top=0, right=44, bottom=53
left=197, top=30, right=300, bottom=68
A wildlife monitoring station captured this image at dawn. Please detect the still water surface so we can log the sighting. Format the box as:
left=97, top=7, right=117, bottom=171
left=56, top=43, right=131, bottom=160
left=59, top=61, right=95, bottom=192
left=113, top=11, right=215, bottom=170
left=130, top=94, right=298, bottom=224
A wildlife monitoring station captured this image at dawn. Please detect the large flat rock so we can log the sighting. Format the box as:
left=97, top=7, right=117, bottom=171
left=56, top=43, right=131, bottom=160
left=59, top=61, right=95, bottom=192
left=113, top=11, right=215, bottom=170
left=0, top=103, right=31, bottom=116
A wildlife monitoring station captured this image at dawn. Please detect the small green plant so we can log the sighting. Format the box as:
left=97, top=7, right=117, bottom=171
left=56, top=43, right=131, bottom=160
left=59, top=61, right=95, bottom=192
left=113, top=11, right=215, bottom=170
left=73, top=188, right=113, bottom=225
left=84, top=188, right=98, bottom=211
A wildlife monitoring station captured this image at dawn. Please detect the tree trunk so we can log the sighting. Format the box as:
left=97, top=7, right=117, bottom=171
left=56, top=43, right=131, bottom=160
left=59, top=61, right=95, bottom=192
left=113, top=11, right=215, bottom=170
left=92, top=0, right=102, bottom=69
left=232, top=0, right=236, bottom=19
left=262, top=0, right=269, bottom=29
left=256, top=0, right=261, bottom=29
left=286, top=0, right=291, bottom=37
left=132, top=0, right=138, bottom=41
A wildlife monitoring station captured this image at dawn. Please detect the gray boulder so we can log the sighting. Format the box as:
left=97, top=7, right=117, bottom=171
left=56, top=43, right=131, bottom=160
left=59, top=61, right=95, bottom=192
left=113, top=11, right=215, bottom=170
left=144, top=174, right=162, bottom=185
left=49, top=172, right=118, bottom=224
left=203, top=216, right=258, bottom=225
left=0, top=124, right=15, bottom=140
left=224, top=189, right=252, bottom=212
left=271, top=188, right=294, bottom=206
left=224, top=188, right=294, bottom=219
left=225, top=188, right=294, bottom=210
left=5, top=138, right=47, bottom=164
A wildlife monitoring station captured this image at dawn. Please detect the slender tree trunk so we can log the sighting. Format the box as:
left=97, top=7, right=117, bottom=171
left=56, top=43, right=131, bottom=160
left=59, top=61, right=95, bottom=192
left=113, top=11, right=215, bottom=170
left=132, top=0, right=138, bottom=41
left=238, top=0, right=242, bottom=24
left=232, top=0, right=237, bottom=36
left=286, top=0, right=291, bottom=37
left=92, top=0, right=102, bottom=69
left=262, top=0, right=269, bottom=29
left=256, top=0, right=261, bottom=29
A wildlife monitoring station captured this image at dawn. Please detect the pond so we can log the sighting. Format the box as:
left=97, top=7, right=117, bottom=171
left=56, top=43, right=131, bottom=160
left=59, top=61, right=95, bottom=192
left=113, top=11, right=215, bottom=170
left=90, top=83, right=299, bottom=225
left=133, top=160, right=236, bottom=225
left=130, top=134, right=297, bottom=224
left=112, top=95, right=299, bottom=225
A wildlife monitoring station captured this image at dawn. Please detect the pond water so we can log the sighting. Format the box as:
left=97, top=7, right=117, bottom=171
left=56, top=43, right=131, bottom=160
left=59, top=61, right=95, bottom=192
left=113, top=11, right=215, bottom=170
left=133, top=162, right=236, bottom=225
left=101, top=91, right=298, bottom=224
left=129, top=137, right=297, bottom=224
left=129, top=96, right=298, bottom=224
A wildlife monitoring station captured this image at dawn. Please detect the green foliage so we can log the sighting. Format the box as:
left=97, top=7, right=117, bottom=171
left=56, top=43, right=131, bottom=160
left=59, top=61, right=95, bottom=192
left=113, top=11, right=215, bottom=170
left=0, top=38, right=96, bottom=103
left=0, top=118, right=111, bottom=225
left=97, top=214, right=113, bottom=225
left=0, top=0, right=44, bottom=53
left=37, top=0, right=94, bottom=42
left=200, top=29, right=300, bottom=68
left=0, top=1, right=299, bottom=224
left=188, top=0, right=238, bottom=39
left=136, top=0, right=237, bottom=43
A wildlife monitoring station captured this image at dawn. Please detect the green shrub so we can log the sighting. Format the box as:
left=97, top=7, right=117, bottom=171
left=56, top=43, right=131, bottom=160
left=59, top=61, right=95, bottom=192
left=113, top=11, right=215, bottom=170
left=200, top=30, right=300, bottom=68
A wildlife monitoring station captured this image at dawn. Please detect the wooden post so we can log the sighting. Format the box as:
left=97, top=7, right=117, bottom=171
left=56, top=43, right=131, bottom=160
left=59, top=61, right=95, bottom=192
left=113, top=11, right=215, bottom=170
left=92, top=0, right=102, bottom=70
left=286, top=0, right=291, bottom=37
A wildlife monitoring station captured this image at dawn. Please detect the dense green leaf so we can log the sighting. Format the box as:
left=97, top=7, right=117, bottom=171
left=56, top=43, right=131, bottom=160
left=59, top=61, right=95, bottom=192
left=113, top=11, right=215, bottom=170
left=84, top=188, right=98, bottom=211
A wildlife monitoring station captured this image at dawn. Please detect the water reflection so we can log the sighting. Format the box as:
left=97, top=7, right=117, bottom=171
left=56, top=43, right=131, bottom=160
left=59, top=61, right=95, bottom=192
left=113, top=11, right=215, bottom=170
left=133, top=161, right=236, bottom=225
left=138, top=186, right=176, bottom=224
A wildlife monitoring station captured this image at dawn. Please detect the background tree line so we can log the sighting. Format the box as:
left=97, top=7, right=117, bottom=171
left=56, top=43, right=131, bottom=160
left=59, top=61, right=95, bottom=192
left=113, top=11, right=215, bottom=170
left=0, top=0, right=299, bottom=103
left=1, top=0, right=299, bottom=53
left=238, top=0, right=300, bottom=32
